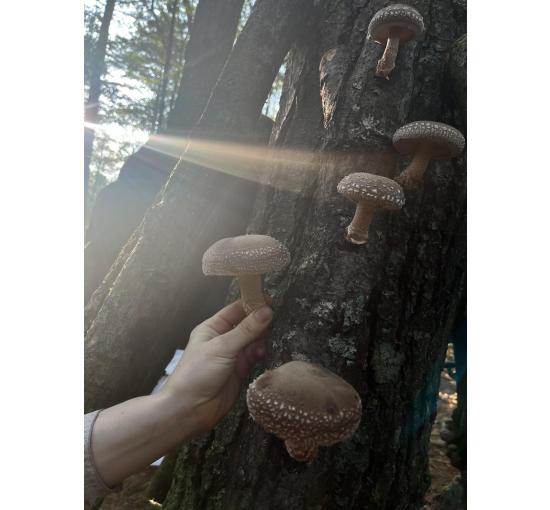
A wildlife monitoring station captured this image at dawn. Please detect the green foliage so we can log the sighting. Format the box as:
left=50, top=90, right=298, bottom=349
left=84, top=0, right=104, bottom=94
left=84, top=0, right=284, bottom=200
left=101, top=0, right=196, bottom=130
left=84, top=0, right=196, bottom=197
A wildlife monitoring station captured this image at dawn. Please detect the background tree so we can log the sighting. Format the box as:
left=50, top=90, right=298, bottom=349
left=85, top=0, right=308, bottom=411
left=84, top=0, right=255, bottom=303
left=84, top=0, right=197, bottom=210
left=154, top=0, right=180, bottom=130
left=85, top=0, right=466, bottom=508
left=84, top=0, right=116, bottom=205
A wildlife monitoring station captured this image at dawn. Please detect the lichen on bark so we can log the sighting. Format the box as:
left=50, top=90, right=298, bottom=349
left=160, top=1, right=466, bottom=509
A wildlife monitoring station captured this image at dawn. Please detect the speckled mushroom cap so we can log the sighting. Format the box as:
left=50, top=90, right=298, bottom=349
left=202, top=234, right=290, bottom=276
left=393, top=121, right=465, bottom=159
left=247, top=361, right=362, bottom=448
left=337, top=172, right=405, bottom=210
left=367, top=4, right=425, bottom=44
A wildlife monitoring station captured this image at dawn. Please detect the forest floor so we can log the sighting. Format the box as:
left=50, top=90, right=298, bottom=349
left=101, top=360, right=462, bottom=510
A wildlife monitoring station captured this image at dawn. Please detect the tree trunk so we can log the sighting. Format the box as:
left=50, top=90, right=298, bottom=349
left=156, top=0, right=180, bottom=131
left=166, top=0, right=245, bottom=132
left=84, top=0, right=245, bottom=304
left=446, top=35, right=467, bottom=472
left=85, top=0, right=314, bottom=413
left=159, top=1, right=467, bottom=509
left=85, top=0, right=116, bottom=204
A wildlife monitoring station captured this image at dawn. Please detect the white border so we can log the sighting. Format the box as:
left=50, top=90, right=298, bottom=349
left=0, top=0, right=83, bottom=507
left=468, top=1, right=550, bottom=508
left=1, top=1, right=549, bottom=508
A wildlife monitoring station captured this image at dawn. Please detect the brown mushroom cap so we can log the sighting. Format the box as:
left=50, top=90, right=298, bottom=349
left=247, top=361, right=362, bottom=448
left=202, top=234, right=290, bottom=276
left=337, top=172, right=404, bottom=210
left=367, top=4, right=425, bottom=44
left=393, top=121, right=465, bottom=159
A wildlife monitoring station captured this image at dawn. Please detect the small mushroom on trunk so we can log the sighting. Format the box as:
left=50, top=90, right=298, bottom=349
left=337, top=172, right=405, bottom=245
left=202, top=234, right=290, bottom=314
left=367, top=4, right=425, bottom=79
left=393, top=121, right=465, bottom=188
left=246, top=361, right=362, bottom=462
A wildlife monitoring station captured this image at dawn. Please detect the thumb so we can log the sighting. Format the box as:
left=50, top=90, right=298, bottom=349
left=215, top=306, right=273, bottom=357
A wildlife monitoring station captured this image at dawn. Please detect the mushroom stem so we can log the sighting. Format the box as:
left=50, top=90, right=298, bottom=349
left=346, top=201, right=376, bottom=245
left=284, top=438, right=319, bottom=463
left=397, top=144, right=433, bottom=187
left=237, top=274, right=266, bottom=314
left=376, top=29, right=401, bottom=79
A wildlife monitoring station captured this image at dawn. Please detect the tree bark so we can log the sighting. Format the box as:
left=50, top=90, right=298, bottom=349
left=84, top=0, right=245, bottom=304
left=85, top=0, right=116, bottom=203
left=445, top=33, right=467, bottom=496
left=160, top=1, right=467, bottom=508
left=166, top=0, right=245, bottom=132
left=85, top=0, right=315, bottom=413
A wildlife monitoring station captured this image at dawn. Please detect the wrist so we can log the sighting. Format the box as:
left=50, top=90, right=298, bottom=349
left=154, top=388, right=203, bottom=438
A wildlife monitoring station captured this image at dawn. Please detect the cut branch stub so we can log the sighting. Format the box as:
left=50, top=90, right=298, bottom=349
left=367, top=4, right=425, bottom=79
left=246, top=361, right=362, bottom=463
left=393, top=121, right=465, bottom=188
left=202, top=234, right=290, bottom=314
left=337, top=172, right=405, bottom=245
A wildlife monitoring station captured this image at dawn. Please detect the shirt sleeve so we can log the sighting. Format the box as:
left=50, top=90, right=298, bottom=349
left=84, top=410, right=121, bottom=508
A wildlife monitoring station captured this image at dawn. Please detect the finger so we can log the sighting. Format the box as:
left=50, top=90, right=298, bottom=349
left=254, top=338, right=267, bottom=359
left=245, top=337, right=266, bottom=363
left=239, top=340, right=266, bottom=382
left=214, top=306, right=272, bottom=357
left=244, top=340, right=261, bottom=365
left=235, top=352, right=252, bottom=381
left=201, top=300, right=247, bottom=335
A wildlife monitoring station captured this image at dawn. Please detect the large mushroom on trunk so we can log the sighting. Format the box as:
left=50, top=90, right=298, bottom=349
left=202, top=234, right=290, bottom=314
left=246, top=361, right=362, bottom=463
left=337, top=172, right=404, bottom=245
left=367, top=4, right=425, bottom=79
left=393, top=120, right=465, bottom=188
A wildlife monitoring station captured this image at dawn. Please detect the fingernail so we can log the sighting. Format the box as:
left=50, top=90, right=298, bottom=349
left=254, top=306, right=273, bottom=323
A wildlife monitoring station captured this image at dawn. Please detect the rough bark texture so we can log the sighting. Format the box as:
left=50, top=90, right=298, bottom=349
left=84, top=0, right=246, bottom=304
left=85, top=0, right=314, bottom=413
left=148, top=450, right=180, bottom=504
left=446, top=38, right=467, bottom=494
left=160, top=1, right=466, bottom=509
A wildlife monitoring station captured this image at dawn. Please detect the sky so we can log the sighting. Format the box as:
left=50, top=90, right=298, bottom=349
left=85, top=0, right=281, bottom=186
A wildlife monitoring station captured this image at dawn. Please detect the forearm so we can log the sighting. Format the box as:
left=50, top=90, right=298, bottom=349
left=91, top=392, right=200, bottom=487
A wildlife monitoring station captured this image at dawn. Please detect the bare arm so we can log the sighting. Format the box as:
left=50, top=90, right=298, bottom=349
left=89, top=301, right=272, bottom=488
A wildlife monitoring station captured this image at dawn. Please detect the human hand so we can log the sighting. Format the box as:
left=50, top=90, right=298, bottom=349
left=160, top=300, right=273, bottom=433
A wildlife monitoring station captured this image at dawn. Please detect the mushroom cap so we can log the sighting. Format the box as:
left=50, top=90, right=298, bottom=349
left=247, top=361, right=362, bottom=448
left=393, top=121, right=465, bottom=159
left=367, top=4, right=425, bottom=44
left=202, top=234, right=290, bottom=276
left=337, top=172, right=405, bottom=210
